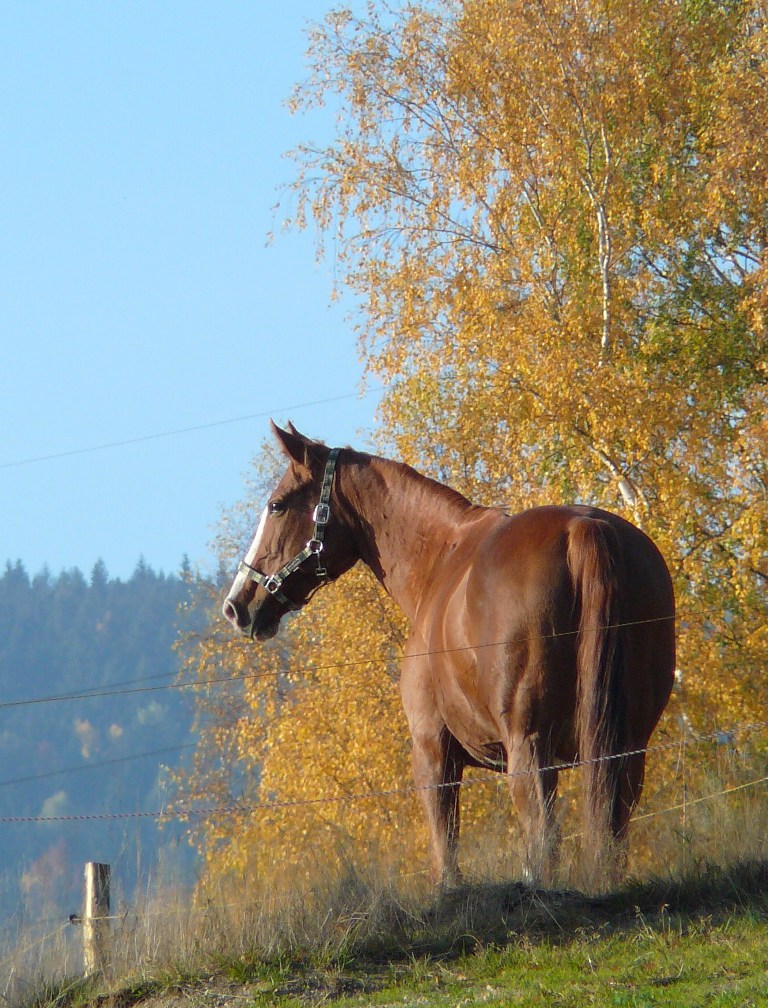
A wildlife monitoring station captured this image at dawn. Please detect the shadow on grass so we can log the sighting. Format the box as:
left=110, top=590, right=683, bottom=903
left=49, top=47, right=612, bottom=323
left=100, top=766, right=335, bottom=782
left=349, top=857, right=768, bottom=963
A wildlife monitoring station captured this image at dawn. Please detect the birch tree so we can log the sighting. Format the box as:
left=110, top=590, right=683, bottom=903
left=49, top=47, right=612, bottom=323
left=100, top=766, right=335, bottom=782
left=178, top=0, right=768, bottom=883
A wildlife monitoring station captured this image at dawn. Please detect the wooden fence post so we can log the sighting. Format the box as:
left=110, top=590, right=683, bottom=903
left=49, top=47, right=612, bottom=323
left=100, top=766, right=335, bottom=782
left=83, top=862, right=111, bottom=977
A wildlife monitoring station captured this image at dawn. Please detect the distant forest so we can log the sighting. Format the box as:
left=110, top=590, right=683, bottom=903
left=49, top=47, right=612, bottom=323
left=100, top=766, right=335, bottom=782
left=0, top=558, right=202, bottom=924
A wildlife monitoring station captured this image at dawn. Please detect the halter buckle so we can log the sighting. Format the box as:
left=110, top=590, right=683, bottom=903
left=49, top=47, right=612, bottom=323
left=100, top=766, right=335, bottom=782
left=313, top=503, right=330, bottom=525
left=308, top=538, right=324, bottom=554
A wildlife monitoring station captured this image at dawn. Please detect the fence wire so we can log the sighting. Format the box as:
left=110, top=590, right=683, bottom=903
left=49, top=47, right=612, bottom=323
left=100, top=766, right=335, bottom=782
left=2, top=604, right=730, bottom=711
left=1, top=717, right=766, bottom=826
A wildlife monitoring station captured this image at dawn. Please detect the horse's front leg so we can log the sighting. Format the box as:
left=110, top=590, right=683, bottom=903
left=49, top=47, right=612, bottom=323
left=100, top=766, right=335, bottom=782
left=400, top=649, right=464, bottom=888
left=411, top=727, right=464, bottom=887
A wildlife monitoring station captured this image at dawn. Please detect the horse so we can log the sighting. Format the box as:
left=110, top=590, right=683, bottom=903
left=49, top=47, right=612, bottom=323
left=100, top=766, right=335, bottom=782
left=223, top=422, right=675, bottom=887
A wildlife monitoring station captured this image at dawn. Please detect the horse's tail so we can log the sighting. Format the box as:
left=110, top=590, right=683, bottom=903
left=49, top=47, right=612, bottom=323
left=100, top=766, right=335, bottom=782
left=567, top=517, right=625, bottom=853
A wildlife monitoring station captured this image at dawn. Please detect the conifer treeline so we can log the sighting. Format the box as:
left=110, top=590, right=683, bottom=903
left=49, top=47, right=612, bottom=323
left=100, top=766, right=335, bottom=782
left=0, top=558, right=199, bottom=921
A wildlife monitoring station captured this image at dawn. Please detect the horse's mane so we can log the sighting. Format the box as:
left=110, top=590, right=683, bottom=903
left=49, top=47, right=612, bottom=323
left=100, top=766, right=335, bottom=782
left=295, top=427, right=474, bottom=518
left=352, top=448, right=474, bottom=518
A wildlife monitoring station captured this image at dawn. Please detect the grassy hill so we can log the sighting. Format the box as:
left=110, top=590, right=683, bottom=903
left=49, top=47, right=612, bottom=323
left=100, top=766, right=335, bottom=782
left=14, top=858, right=768, bottom=1008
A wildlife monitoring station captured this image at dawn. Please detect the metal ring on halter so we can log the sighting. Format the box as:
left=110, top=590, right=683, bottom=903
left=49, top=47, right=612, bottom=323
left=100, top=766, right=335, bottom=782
left=237, top=560, right=293, bottom=606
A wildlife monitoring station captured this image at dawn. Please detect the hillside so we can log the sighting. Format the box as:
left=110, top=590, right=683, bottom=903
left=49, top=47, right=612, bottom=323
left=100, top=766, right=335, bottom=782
left=25, top=861, right=768, bottom=1007
left=0, top=558, right=201, bottom=924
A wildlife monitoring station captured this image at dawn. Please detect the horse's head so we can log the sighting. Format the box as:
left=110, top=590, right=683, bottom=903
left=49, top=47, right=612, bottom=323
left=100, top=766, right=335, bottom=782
left=222, top=422, right=357, bottom=641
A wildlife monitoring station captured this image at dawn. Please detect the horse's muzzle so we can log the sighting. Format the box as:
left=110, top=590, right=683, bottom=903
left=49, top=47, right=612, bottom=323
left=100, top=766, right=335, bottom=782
left=222, top=596, right=248, bottom=632
left=222, top=594, right=280, bottom=641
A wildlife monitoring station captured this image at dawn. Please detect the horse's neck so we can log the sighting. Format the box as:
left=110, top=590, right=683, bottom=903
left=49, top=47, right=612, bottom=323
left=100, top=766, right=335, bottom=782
left=341, top=454, right=472, bottom=621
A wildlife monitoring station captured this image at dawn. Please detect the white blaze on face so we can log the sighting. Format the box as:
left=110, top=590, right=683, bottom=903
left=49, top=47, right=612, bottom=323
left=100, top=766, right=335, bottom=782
left=227, top=506, right=269, bottom=599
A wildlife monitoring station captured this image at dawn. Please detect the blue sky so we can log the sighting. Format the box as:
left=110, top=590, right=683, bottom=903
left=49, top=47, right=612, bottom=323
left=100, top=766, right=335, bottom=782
left=0, top=2, right=379, bottom=580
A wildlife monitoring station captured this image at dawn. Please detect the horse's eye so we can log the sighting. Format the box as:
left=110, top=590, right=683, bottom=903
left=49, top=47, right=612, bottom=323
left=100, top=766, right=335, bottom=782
left=269, top=500, right=286, bottom=516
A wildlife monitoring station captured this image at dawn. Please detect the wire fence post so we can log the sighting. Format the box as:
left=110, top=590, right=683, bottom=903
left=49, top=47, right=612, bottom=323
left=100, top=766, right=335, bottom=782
left=83, top=862, right=111, bottom=978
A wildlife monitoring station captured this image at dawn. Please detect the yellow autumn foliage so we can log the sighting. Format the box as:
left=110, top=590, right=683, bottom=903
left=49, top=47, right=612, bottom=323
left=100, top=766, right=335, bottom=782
left=177, top=0, right=768, bottom=884
left=286, top=0, right=767, bottom=724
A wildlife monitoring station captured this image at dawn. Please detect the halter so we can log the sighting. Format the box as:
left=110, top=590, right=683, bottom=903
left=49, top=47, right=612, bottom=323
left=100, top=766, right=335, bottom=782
left=237, top=447, right=341, bottom=609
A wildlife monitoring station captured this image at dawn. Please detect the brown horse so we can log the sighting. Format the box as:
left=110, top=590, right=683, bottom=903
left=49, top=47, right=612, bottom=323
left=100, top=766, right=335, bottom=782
left=224, top=422, right=675, bottom=886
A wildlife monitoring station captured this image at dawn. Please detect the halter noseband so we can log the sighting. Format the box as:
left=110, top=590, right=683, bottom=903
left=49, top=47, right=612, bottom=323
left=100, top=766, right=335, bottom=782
left=237, top=447, right=341, bottom=609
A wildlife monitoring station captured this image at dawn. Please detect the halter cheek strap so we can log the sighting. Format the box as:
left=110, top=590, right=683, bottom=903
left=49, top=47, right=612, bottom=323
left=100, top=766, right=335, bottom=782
left=237, top=447, right=341, bottom=607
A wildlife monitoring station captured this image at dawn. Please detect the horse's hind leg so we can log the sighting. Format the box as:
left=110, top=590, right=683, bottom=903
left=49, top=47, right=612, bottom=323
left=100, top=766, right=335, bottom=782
left=507, top=736, right=559, bottom=887
left=611, top=749, right=647, bottom=878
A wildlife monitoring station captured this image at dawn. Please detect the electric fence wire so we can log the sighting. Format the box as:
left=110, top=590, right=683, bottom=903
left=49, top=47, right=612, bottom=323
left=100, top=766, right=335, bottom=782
left=0, top=742, right=197, bottom=790
left=0, top=605, right=725, bottom=712
left=0, top=605, right=742, bottom=807
left=1, top=716, right=766, bottom=826
left=8, top=740, right=767, bottom=953
left=0, top=388, right=382, bottom=470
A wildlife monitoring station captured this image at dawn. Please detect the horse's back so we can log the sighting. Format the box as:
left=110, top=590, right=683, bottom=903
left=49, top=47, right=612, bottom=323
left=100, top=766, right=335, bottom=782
left=485, top=503, right=673, bottom=619
left=485, top=504, right=675, bottom=687
left=417, top=503, right=674, bottom=758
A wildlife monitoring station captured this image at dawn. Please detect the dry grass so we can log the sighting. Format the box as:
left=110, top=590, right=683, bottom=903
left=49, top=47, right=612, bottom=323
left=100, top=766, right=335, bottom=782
left=3, top=743, right=768, bottom=1008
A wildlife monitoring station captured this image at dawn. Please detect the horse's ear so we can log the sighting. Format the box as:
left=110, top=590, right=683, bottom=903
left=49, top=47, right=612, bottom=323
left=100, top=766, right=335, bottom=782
left=270, top=420, right=321, bottom=469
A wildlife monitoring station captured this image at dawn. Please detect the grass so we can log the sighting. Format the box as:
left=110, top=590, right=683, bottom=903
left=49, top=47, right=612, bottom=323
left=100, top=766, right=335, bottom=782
left=9, top=858, right=767, bottom=1008
left=5, top=750, right=768, bottom=1008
